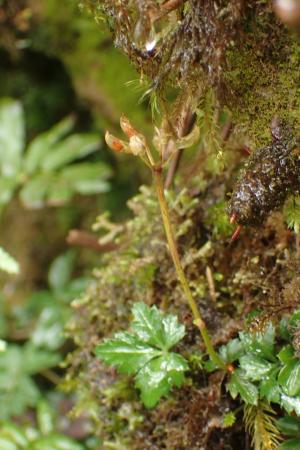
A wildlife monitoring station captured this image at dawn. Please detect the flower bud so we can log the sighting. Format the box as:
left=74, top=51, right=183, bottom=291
left=105, top=131, right=125, bottom=152
left=120, top=115, right=139, bottom=138
left=129, top=135, right=145, bottom=156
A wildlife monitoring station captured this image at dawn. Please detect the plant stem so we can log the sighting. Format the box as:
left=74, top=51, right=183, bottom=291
left=153, top=167, right=226, bottom=370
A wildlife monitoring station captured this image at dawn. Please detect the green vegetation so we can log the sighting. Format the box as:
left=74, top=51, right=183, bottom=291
left=0, top=0, right=299, bottom=449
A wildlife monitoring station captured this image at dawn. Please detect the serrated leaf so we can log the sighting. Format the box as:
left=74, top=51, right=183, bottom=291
left=135, top=353, right=188, bottom=408
left=24, top=116, right=75, bottom=174
left=260, top=368, right=281, bottom=403
left=278, top=345, right=295, bottom=364
left=0, top=247, right=19, bottom=274
left=227, top=369, right=258, bottom=405
left=281, top=394, right=300, bottom=415
left=131, top=302, right=185, bottom=350
left=277, top=416, right=300, bottom=436
left=239, top=322, right=276, bottom=361
left=41, top=134, right=101, bottom=171
left=279, top=359, right=300, bottom=397
left=0, top=98, right=25, bottom=176
left=95, top=331, right=161, bottom=375
left=219, top=338, right=245, bottom=363
left=239, top=354, right=274, bottom=381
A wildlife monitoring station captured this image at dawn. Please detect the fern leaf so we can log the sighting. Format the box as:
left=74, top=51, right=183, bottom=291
left=244, top=402, right=282, bottom=450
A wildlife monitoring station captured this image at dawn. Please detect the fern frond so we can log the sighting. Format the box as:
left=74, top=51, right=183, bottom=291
left=283, top=196, right=300, bottom=233
left=244, top=402, right=282, bottom=450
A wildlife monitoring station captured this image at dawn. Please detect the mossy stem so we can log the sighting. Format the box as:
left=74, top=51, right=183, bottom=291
left=153, top=168, right=226, bottom=370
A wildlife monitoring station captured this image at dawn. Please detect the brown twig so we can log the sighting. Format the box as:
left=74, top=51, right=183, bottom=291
left=67, top=229, right=118, bottom=253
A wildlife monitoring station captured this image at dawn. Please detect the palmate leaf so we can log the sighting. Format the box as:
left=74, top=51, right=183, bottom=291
left=132, top=302, right=185, bottom=350
left=227, top=369, right=258, bottom=405
left=96, top=302, right=188, bottom=407
left=95, top=331, right=161, bottom=375
left=135, top=353, right=188, bottom=408
left=239, top=322, right=276, bottom=362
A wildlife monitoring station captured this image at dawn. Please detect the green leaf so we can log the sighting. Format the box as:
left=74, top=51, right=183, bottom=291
left=135, top=353, right=188, bottom=408
left=227, top=369, right=258, bottom=405
left=239, top=355, right=274, bottom=381
left=0, top=98, right=25, bottom=176
left=260, top=368, right=281, bottom=403
left=46, top=176, right=74, bottom=206
left=279, top=359, right=300, bottom=397
left=41, top=134, right=101, bottom=171
left=0, top=422, right=28, bottom=446
left=278, top=345, right=295, bottom=364
left=60, top=162, right=112, bottom=194
left=280, top=316, right=291, bottom=341
left=22, top=343, right=61, bottom=374
left=289, top=311, right=300, bottom=328
left=32, top=434, right=84, bottom=450
left=24, top=116, right=75, bottom=174
left=37, top=401, right=55, bottom=435
left=132, top=302, right=185, bottom=350
left=280, top=439, right=300, bottom=450
left=31, top=306, right=67, bottom=351
left=277, top=416, right=300, bottom=436
left=0, top=437, right=18, bottom=450
left=96, top=303, right=187, bottom=406
left=219, top=338, right=245, bottom=363
left=239, top=322, right=276, bottom=361
left=281, top=394, right=300, bottom=415
left=0, top=176, right=18, bottom=209
left=19, top=173, right=53, bottom=209
left=48, top=251, right=76, bottom=292
left=95, top=331, right=161, bottom=375
left=0, top=247, right=19, bottom=274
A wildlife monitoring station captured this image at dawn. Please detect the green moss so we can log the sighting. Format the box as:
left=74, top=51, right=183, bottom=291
left=225, top=30, right=299, bottom=145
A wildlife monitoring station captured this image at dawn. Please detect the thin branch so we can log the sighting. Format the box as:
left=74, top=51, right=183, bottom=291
left=67, top=229, right=118, bottom=253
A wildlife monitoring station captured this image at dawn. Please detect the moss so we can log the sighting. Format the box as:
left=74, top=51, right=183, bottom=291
left=225, top=35, right=300, bottom=145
